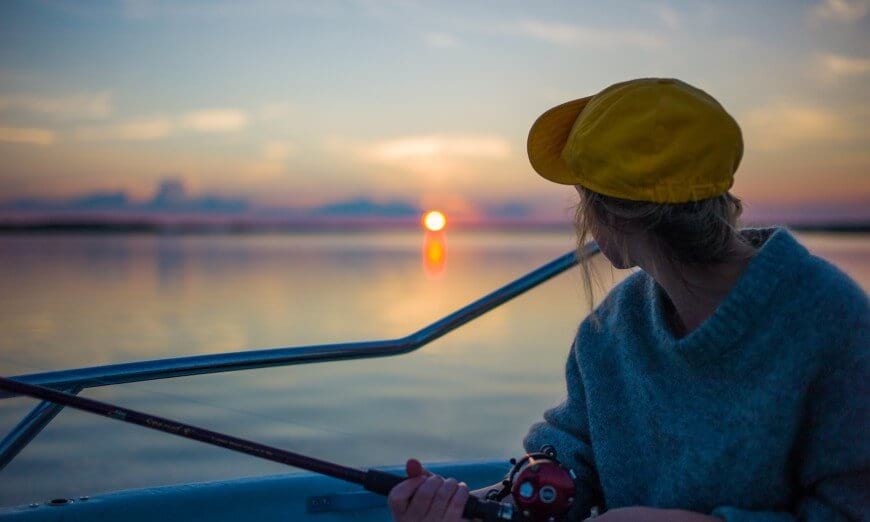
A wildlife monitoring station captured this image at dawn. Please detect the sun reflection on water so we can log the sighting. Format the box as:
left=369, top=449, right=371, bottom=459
left=422, top=231, right=447, bottom=277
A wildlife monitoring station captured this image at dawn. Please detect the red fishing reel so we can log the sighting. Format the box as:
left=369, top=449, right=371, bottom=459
left=487, top=445, right=578, bottom=521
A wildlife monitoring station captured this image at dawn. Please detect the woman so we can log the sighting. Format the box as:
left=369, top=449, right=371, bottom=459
left=388, top=78, right=869, bottom=521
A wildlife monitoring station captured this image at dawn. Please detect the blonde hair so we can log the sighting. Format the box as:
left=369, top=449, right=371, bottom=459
left=574, top=186, right=747, bottom=314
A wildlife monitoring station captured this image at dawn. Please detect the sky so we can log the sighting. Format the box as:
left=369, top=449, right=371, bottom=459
left=0, top=0, right=868, bottom=222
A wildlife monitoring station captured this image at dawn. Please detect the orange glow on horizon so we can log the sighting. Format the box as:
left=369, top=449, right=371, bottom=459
left=423, top=210, right=446, bottom=232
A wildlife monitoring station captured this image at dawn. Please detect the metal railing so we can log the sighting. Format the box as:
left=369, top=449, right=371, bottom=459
left=0, top=242, right=599, bottom=470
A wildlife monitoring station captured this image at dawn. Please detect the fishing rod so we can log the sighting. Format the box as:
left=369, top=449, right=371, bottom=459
left=0, top=376, right=578, bottom=521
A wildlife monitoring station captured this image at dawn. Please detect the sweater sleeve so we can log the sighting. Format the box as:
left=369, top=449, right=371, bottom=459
left=523, top=340, right=603, bottom=519
left=713, top=311, right=870, bottom=522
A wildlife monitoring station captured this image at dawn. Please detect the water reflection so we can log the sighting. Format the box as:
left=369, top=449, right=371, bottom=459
left=156, top=236, right=187, bottom=289
left=422, top=231, right=447, bottom=277
left=0, top=231, right=867, bottom=506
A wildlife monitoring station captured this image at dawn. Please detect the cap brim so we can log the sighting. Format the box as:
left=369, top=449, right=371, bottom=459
left=527, top=96, right=592, bottom=185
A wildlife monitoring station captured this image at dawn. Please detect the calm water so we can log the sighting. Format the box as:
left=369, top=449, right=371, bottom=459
left=0, top=231, right=867, bottom=506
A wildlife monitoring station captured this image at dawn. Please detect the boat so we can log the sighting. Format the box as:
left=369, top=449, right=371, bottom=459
left=0, top=244, right=601, bottom=521
left=1, top=460, right=511, bottom=521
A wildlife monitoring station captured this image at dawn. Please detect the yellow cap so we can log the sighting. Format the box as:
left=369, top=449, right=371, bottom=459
left=527, top=78, right=743, bottom=203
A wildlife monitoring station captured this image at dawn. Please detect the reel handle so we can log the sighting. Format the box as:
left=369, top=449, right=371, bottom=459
left=364, top=469, right=515, bottom=521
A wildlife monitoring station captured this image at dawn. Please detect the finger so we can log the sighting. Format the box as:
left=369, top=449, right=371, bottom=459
left=387, top=476, right=428, bottom=515
left=442, top=481, right=469, bottom=521
left=425, top=478, right=459, bottom=520
left=404, top=475, right=443, bottom=519
left=406, top=458, right=431, bottom=478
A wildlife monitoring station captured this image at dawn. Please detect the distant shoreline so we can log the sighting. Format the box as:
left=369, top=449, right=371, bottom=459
left=0, top=220, right=868, bottom=235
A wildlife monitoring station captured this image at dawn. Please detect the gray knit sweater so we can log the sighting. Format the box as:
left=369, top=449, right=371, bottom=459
left=524, top=228, right=869, bottom=521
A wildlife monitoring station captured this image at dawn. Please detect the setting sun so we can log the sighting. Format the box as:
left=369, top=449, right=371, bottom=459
left=423, top=210, right=447, bottom=232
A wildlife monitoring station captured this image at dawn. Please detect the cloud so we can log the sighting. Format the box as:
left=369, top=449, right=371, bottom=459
left=240, top=161, right=285, bottom=178
left=339, top=133, right=512, bottom=178
left=75, top=117, right=173, bottom=141
left=73, top=109, right=249, bottom=141
left=311, top=198, right=419, bottom=218
left=0, top=127, right=56, bottom=146
left=743, top=103, right=853, bottom=150
left=2, top=178, right=248, bottom=214
left=423, top=32, right=460, bottom=48
left=0, top=92, right=112, bottom=119
left=180, top=109, right=248, bottom=132
left=237, top=140, right=296, bottom=179
left=261, top=141, right=295, bottom=161
left=366, top=134, right=510, bottom=162
left=505, top=19, right=665, bottom=48
left=818, top=53, right=870, bottom=76
left=812, top=0, right=869, bottom=22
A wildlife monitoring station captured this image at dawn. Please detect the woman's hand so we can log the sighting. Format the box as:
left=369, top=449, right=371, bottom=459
left=589, top=507, right=722, bottom=522
left=388, top=458, right=470, bottom=521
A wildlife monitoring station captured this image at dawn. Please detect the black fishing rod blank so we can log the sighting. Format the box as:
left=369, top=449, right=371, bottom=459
left=0, top=376, right=516, bottom=521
